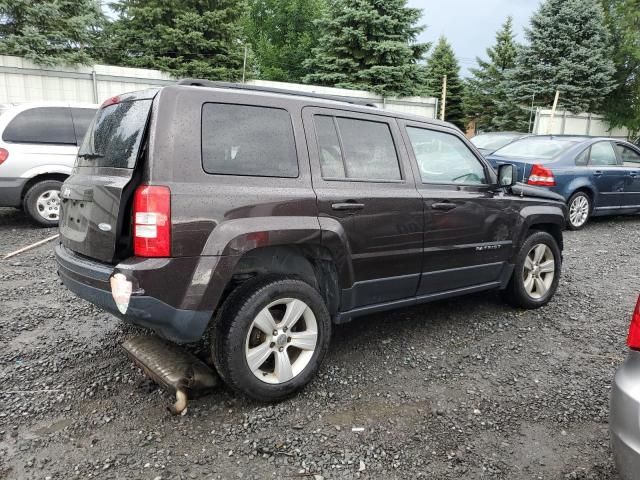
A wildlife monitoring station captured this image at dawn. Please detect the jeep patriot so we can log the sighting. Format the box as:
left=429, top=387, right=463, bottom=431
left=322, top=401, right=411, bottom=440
left=56, top=80, right=567, bottom=401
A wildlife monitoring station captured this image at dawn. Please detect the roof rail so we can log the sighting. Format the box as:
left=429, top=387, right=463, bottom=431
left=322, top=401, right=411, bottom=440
left=176, top=79, right=378, bottom=108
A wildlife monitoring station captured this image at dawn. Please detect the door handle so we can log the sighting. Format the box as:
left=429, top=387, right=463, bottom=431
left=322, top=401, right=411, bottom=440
left=629, top=172, right=638, bottom=178
left=431, top=202, right=457, bottom=211
left=331, top=202, right=365, bottom=211
left=593, top=170, right=603, bottom=177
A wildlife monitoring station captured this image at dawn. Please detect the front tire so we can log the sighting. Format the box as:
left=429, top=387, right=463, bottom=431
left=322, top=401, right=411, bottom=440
left=503, top=231, right=562, bottom=309
left=23, top=180, right=63, bottom=227
left=211, top=276, right=331, bottom=402
left=567, top=191, right=591, bottom=230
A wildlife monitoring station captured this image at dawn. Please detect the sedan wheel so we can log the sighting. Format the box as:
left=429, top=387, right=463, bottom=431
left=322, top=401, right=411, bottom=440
left=523, top=244, right=555, bottom=300
left=245, top=298, right=318, bottom=385
left=568, top=193, right=590, bottom=230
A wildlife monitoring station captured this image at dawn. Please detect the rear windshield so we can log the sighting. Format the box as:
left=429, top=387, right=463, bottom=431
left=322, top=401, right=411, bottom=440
left=76, top=99, right=152, bottom=168
left=471, top=134, right=522, bottom=151
left=494, top=137, right=576, bottom=160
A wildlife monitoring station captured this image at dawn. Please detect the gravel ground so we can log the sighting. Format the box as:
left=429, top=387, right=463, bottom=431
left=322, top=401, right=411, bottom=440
left=1, top=207, right=638, bottom=480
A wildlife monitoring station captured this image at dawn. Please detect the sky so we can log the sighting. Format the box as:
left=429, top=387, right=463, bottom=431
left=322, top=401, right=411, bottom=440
left=407, top=0, right=540, bottom=76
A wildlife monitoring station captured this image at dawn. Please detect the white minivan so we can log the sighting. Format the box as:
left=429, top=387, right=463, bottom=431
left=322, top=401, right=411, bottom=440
left=0, top=102, right=98, bottom=226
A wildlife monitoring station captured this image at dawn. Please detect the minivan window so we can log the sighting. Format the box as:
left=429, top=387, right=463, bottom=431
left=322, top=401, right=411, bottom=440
left=314, top=115, right=401, bottom=181
left=407, top=127, right=487, bottom=185
left=3, top=107, right=76, bottom=145
left=77, top=100, right=152, bottom=169
left=202, top=103, right=298, bottom=178
left=71, top=108, right=97, bottom=145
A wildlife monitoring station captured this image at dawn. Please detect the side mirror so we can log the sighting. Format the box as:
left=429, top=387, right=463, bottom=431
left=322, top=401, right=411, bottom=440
left=497, top=163, right=517, bottom=188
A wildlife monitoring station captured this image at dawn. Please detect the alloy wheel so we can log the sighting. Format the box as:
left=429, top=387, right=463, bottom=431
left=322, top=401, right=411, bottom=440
left=244, top=298, right=318, bottom=384
left=523, top=244, right=555, bottom=299
left=569, top=195, right=589, bottom=228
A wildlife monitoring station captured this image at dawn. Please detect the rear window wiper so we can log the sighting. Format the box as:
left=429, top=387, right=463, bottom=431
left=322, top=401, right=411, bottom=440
left=77, top=152, right=104, bottom=160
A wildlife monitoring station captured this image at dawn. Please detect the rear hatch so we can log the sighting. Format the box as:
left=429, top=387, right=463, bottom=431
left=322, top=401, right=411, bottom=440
left=59, top=90, right=157, bottom=264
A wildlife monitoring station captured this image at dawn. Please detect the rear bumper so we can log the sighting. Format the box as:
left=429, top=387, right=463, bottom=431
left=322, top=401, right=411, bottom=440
left=0, top=177, right=27, bottom=207
left=55, top=244, right=213, bottom=343
left=610, top=350, right=640, bottom=480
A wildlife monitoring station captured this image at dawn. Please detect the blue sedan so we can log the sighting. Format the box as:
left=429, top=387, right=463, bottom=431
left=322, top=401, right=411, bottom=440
left=487, top=136, right=640, bottom=229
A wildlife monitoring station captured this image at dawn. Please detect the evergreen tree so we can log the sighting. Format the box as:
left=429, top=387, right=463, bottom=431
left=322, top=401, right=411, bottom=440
left=602, top=0, right=640, bottom=136
left=423, top=37, right=465, bottom=130
left=102, top=0, right=247, bottom=80
left=303, top=0, right=429, bottom=97
left=509, top=0, right=616, bottom=116
left=465, top=17, right=526, bottom=132
left=245, top=0, right=326, bottom=83
left=0, top=0, right=105, bottom=66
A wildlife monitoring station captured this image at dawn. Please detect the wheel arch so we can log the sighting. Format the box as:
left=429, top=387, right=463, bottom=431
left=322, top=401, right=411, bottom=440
left=21, top=173, right=68, bottom=202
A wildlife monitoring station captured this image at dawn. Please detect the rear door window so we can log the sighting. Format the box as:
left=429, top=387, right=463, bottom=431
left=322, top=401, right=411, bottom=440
left=589, top=142, right=618, bottom=166
left=314, top=115, right=402, bottom=181
left=77, top=99, right=152, bottom=169
left=71, top=108, right=97, bottom=145
left=3, top=107, right=76, bottom=145
left=201, top=103, right=298, bottom=178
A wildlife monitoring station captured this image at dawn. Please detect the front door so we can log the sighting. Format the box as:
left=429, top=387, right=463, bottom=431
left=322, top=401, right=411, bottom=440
left=303, top=108, right=424, bottom=310
left=399, top=122, right=519, bottom=296
left=615, top=142, right=640, bottom=209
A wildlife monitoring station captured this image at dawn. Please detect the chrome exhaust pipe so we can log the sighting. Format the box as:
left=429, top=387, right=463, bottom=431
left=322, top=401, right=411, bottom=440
left=121, top=336, right=219, bottom=415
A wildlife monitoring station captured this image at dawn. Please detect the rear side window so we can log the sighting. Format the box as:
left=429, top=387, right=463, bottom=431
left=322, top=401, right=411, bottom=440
left=589, top=142, right=618, bottom=166
left=3, top=107, right=76, bottom=145
left=314, top=115, right=401, bottom=181
left=201, top=104, right=298, bottom=178
left=77, top=100, right=152, bottom=169
left=71, top=108, right=97, bottom=145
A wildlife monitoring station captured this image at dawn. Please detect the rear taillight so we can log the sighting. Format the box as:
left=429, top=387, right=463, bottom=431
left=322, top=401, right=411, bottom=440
left=133, top=185, right=171, bottom=257
left=527, top=164, right=556, bottom=186
left=0, top=148, right=8, bottom=165
left=627, top=295, right=640, bottom=350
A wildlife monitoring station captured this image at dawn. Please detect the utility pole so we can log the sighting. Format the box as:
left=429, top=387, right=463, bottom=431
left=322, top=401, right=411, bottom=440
left=547, top=90, right=560, bottom=134
left=242, top=45, right=248, bottom=84
left=440, top=75, right=447, bottom=122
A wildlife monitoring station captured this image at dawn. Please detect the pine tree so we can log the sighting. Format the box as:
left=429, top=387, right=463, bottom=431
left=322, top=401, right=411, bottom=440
left=0, top=0, right=105, bottom=66
left=102, top=0, right=247, bottom=80
left=245, top=0, right=326, bottom=83
left=423, top=37, right=465, bottom=130
left=303, top=0, right=429, bottom=97
left=509, top=0, right=616, bottom=116
left=465, top=17, right=526, bottom=132
left=602, top=0, right=640, bottom=136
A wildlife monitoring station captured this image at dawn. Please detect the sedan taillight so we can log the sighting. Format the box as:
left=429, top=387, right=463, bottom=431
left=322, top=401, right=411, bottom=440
left=527, top=164, right=556, bottom=187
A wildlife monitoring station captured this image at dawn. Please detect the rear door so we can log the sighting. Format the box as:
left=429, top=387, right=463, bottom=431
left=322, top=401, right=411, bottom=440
left=59, top=94, right=155, bottom=263
left=588, top=141, right=628, bottom=210
left=303, top=108, right=424, bottom=309
left=400, top=121, right=518, bottom=296
left=615, top=142, right=640, bottom=208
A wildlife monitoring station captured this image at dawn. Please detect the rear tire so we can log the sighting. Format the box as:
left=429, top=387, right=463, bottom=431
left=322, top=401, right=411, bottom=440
left=566, top=191, right=591, bottom=230
left=211, top=276, right=331, bottom=402
left=503, top=231, right=562, bottom=309
left=23, top=180, right=63, bottom=227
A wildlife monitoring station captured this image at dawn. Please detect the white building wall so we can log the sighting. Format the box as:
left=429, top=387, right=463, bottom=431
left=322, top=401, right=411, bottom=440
left=533, top=109, right=631, bottom=140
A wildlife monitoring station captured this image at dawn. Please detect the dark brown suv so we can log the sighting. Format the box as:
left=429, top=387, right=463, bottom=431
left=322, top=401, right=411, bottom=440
left=56, top=81, right=567, bottom=401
